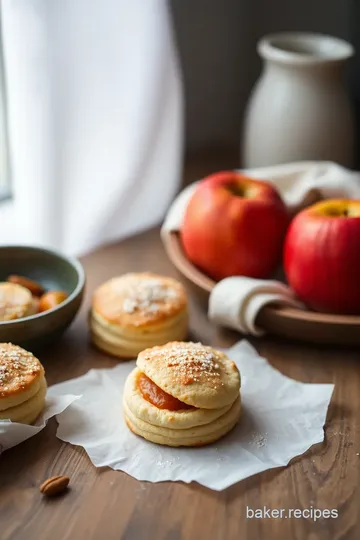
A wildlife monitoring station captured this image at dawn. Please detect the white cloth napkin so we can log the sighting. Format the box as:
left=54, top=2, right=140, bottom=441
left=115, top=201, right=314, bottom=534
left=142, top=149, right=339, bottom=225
left=161, top=161, right=360, bottom=335
left=50, top=341, right=334, bottom=491
left=209, top=277, right=304, bottom=335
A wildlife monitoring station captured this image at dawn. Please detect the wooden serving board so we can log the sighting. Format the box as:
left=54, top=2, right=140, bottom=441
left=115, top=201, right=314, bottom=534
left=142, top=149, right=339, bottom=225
left=162, top=230, right=360, bottom=345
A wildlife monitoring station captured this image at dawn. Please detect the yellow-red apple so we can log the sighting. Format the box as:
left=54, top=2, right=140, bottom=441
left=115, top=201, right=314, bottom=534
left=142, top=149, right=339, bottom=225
left=181, top=171, right=289, bottom=280
left=284, top=199, right=360, bottom=314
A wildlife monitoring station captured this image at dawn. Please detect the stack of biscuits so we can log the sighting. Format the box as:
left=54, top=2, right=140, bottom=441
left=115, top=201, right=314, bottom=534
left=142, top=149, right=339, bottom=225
left=89, top=273, right=188, bottom=359
left=123, top=341, right=241, bottom=447
left=0, top=343, right=47, bottom=424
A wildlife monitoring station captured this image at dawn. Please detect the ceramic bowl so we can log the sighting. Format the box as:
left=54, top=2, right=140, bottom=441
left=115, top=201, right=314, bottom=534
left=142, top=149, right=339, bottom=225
left=0, top=246, right=85, bottom=349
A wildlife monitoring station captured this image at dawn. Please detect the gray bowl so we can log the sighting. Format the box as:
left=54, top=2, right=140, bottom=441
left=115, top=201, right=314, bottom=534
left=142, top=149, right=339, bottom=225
left=0, top=246, right=85, bottom=350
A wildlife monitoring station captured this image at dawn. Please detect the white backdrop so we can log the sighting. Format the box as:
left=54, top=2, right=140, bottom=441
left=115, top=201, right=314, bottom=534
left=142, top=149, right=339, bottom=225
left=0, top=0, right=183, bottom=255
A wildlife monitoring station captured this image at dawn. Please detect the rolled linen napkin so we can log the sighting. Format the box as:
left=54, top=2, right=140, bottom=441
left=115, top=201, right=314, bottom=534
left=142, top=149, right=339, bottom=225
left=161, top=161, right=360, bottom=335
left=208, top=277, right=304, bottom=336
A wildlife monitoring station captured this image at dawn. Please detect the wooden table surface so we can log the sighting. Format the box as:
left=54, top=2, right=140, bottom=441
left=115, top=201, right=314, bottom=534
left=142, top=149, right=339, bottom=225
left=0, top=227, right=359, bottom=540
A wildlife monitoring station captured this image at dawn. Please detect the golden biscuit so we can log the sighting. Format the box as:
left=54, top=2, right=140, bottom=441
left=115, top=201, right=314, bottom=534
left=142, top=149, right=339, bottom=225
left=90, top=309, right=188, bottom=358
left=90, top=273, right=188, bottom=358
left=123, top=396, right=241, bottom=447
left=123, top=341, right=241, bottom=447
left=0, top=377, right=47, bottom=424
left=0, top=343, right=45, bottom=410
left=0, top=343, right=47, bottom=424
left=0, top=283, right=33, bottom=321
left=124, top=367, right=234, bottom=429
left=26, top=296, right=40, bottom=316
left=137, top=342, right=240, bottom=409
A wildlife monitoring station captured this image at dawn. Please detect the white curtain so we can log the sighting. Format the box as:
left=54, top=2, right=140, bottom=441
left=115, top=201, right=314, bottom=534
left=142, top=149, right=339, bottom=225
left=0, top=0, right=183, bottom=255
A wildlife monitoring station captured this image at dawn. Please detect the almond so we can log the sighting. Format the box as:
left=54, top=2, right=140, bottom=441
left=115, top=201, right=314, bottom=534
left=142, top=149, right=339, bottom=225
left=8, top=275, right=45, bottom=296
left=40, top=475, right=70, bottom=497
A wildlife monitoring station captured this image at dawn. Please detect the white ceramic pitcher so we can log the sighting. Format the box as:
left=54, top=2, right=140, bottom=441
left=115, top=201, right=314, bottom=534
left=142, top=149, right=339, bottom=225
left=242, top=33, right=355, bottom=168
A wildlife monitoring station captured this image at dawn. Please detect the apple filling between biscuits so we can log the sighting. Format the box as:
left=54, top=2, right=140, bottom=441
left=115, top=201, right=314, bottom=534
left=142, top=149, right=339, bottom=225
left=136, top=371, right=194, bottom=411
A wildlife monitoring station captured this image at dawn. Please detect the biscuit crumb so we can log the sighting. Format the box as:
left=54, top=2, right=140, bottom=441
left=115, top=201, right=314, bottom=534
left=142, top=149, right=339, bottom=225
left=250, top=431, right=268, bottom=448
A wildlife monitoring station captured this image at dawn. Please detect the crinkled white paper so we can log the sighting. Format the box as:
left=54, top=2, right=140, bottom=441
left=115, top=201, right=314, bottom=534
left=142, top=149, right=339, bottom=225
left=0, top=394, right=80, bottom=454
left=50, top=341, right=334, bottom=490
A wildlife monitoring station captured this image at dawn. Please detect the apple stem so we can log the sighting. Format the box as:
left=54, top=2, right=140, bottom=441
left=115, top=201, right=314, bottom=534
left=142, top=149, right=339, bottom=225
left=226, top=184, right=245, bottom=197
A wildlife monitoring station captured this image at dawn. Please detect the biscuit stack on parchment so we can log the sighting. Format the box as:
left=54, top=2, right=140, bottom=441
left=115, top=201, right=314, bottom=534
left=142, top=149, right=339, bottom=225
left=123, top=341, right=241, bottom=447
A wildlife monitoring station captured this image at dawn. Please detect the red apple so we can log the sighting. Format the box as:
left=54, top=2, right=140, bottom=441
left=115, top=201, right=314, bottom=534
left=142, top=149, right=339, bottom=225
left=284, top=199, right=360, bottom=314
left=181, top=171, right=289, bottom=280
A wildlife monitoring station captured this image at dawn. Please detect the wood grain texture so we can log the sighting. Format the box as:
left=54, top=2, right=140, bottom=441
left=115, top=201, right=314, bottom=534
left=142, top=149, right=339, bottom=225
left=0, top=155, right=360, bottom=540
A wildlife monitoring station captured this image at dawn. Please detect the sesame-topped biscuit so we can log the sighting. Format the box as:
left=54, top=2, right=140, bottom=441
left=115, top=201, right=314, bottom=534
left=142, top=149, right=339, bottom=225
left=0, top=343, right=44, bottom=408
left=136, top=342, right=240, bottom=409
left=123, top=341, right=241, bottom=447
left=90, top=273, right=189, bottom=359
left=92, top=273, right=187, bottom=327
left=0, top=343, right=47, bottom=424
